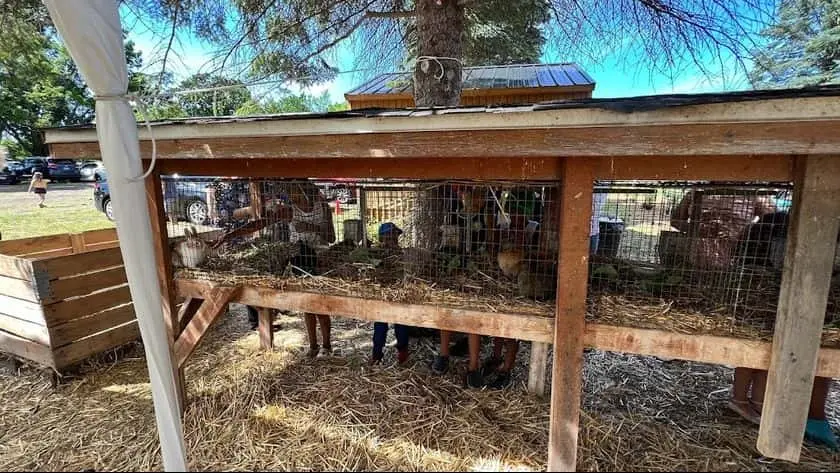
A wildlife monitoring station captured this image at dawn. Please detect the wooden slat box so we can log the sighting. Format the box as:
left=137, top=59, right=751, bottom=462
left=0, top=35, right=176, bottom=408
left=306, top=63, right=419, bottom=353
left=0, top=228, right=137, bottom=371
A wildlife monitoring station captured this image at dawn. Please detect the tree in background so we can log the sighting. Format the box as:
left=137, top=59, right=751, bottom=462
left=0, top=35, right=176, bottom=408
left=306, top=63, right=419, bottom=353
left=0, top=1, right=153, bottom=156
left=175, top=73, right=252, bottom=116
left=751, top=0, right=840, bottom=87
left=235, top=91, right=342, bottom=115
left=126, top=0, right=775, bottom=107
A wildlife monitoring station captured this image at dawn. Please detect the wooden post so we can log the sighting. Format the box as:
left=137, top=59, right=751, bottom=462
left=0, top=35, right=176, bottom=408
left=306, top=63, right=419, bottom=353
left=528, top=341, right=549, bottom=397
left=70, top=233, right=85, bottom=254
left=359, top=187, right=368, bottom=247
left=548, top=157, right=594, bottom=472
left=145, top=170, right=186, bottom=413
left=757, top=155, right=840, bottom=462
left=258, top=307, right=274, bottom=350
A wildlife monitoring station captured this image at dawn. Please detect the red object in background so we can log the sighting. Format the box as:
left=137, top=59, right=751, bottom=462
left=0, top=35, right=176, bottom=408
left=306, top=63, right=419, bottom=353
left=335, top=200, right=342, bottom=215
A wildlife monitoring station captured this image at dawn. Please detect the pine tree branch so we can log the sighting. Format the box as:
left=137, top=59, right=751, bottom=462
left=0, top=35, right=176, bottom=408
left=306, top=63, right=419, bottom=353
left=158, top=1, right=180, bottom=93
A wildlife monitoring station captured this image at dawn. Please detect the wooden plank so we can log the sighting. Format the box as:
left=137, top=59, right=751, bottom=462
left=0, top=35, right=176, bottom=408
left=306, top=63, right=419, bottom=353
left=0, top=274, right=39, bottom=303
left=0, top=313, right=51, bottom=345
left=155, top=157, right=563, bottom=181
left=0, top=294, right=46, bottom=325
left=593, top=155, right=793, bottom=182
left=25, top=248, right=75, bottom=260
left=146, top=171, right=185, bottom=411
left=527, top=341, right=549, bottom=397
left=757, top=155, right=840, bottom=462
left=37, top=247, right=123, bottom=279
left=173, top=287, right=238, bottom=368
left=583, top=324, right=840, bottom=378
left=43, top=285, right=132, bottom=326
left=81, top=240, right=120, bottom=252
left=80, top=228, right=119, bottom=246
left=154, top=154, right=792, bottom=182
left=70, top=234, right=85, bottom=254
left=0, top=254, right=35, bottom=280
left=548, top=157, right=594, bottom=472
left=258, top=307, right=273, bottom=350
left=0, top=233, right=71, bottom=257
left=0, top=329, right=54, bottom=369
left=52, top=321, right=140, bottom=370
left=46, top=266, right=127, bottom=302
left=49, top=120, right=840, bottom=160
left=49, top=304, right=135, bottom=348
left=176, top=279, right=556, bottom=342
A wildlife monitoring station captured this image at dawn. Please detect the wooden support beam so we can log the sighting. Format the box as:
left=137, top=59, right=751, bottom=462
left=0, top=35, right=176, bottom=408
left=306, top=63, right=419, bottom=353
left=49, top=120, right=840, bottom=160
left=258, top=308, right=274, bottom=350
left=528, top=342, right=549, bottom=397
left=177, top=298, right=203, bottom=334
left=757, top=155, right=840, bottom=462
left=173, top=287, right=238, bottom=368
left=176, top=278, right=840, bottom=377
left=145, top=172, right=186, bottom=413
left=548, top=157, right=594, bottom=472
left=176, top=279, right=555, bottom=342
left=249, top=181, right=264, bottom=219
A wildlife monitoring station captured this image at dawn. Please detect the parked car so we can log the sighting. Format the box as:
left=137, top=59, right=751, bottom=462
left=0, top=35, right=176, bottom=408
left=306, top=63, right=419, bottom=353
left=316, top=179, right=357, bottom=204
left=12, top=157, right=47, bottom=177
left=0, top=166, right=19, bottom=185
left=46, top=158, right=82, bottom=182
left=94, top=170, right=211, bottom=224
left=79, top=160, right=103, bottom=182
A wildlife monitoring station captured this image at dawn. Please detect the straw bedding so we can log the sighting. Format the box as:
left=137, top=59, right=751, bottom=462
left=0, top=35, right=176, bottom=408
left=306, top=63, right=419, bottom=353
left=179, top=239, right=840, bottom=347
left=1, top=306, right=838, bottom=471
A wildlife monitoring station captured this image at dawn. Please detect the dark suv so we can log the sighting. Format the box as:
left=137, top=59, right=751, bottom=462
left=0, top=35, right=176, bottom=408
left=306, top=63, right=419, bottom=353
left=94, top=171, right=212, bottom=224
left=46, top=158, right=82, bottom=182
left=12, top=157, right=47, bottom=177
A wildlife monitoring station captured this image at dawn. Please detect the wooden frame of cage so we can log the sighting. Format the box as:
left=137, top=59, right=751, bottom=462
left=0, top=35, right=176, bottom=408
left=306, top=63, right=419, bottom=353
left=47, top=98, right=840, bottom=470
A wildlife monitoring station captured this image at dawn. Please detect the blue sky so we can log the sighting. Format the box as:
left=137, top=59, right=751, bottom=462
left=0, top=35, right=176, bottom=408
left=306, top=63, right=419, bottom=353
left=120, top=5, right=762, bottom=104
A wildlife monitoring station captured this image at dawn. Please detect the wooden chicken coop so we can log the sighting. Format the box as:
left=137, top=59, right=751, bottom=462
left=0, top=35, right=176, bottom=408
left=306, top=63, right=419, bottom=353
left=45, top=86, right=840, bottom=471
left=345, top=63, right=595, bottom=109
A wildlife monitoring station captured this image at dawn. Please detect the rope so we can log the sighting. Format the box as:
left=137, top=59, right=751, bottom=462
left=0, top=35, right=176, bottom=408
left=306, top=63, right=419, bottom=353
left=416, top=56, right=462, bottom=81
left=94, top=94, right=157, bottom=182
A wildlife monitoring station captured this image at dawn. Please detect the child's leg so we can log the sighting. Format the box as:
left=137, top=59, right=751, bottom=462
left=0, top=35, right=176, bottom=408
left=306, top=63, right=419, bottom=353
left=433, top=330, right=452, bottom=373
left=372, top=322, right=388, bottom=359
left=304, top=313, right=318, bottom=356
left=809, top=376, right=831, bottom=420
left=805, top=377, right=838, bottom=449
left=440, top=330, right=452, bottom=357
left=492, top=337, right=504, bottom=359
left=468, top=333, right=481, bottom=372
left=393, top=324, right=410, bottom=352
left=732, top=367, right=754, bottom=403
left=729, top=367, right=761, bottom=425
left=500, top=339, right=520, bottom=372
left=317, top=314, right=331, bottom=350
left=751, top=370, right=768, bottom=408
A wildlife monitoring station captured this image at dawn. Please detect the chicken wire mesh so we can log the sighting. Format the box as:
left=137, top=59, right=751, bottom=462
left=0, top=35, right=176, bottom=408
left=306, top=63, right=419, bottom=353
left=588, top=180, right=840, bottom=343
left=163, top=177, right=562, bottom=314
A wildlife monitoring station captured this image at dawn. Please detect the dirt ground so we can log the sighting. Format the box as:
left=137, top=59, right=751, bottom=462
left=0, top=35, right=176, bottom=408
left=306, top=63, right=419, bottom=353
left=0, top=306, right=838, bottom=471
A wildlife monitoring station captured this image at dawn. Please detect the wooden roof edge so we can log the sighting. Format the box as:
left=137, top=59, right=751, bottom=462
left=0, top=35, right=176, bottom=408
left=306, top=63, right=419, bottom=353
left=44, top=91, right=840, bottom=146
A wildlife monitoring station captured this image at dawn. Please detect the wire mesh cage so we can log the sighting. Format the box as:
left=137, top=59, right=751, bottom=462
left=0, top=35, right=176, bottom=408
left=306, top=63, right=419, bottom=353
left=587, top=180, right=840, bottom=346
left=164, top=177, right=562, bottom=315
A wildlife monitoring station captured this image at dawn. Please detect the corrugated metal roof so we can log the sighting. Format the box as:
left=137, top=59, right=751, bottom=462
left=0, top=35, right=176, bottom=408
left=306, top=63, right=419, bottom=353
left=346, top=63, right=595, bottom=96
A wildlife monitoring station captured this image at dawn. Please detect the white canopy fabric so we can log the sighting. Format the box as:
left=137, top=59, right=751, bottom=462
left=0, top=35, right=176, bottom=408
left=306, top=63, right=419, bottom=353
left=42, top=1, right=188, bottom=470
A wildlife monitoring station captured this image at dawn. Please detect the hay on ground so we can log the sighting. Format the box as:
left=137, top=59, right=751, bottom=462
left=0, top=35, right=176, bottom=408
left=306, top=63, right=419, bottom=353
left=0, top=306, right=838, bottom=471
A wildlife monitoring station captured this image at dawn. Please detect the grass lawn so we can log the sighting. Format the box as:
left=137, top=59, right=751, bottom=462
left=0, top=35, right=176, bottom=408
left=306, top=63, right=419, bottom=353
left=0, top=183, right=114, bottom=240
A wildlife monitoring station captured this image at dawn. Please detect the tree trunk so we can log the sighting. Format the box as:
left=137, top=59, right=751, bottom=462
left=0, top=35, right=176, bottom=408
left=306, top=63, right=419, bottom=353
left=413, top=0, right=464, bottom=107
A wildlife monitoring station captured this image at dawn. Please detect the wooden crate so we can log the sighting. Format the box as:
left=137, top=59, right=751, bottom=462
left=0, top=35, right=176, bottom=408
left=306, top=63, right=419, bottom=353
left=0, top=228, right=138, bottom=371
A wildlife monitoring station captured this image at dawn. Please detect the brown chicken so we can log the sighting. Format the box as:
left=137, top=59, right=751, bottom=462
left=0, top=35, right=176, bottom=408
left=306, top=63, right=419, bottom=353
left=497, top=246, right=525, bottom=278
